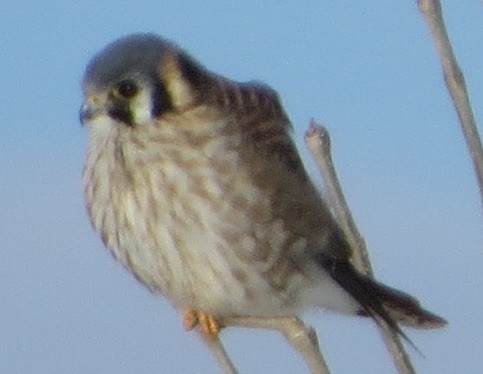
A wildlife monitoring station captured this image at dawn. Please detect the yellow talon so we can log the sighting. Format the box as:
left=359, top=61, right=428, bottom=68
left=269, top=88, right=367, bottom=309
left=183, top=310, right=223, bottom=340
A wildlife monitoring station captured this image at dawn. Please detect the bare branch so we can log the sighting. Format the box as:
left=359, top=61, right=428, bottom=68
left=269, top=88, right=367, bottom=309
left=222, top=316, right=330, bottom=374
left=418, top=0, right=483, bottom=206
left=198, top=331, right=239, bottom=374
left=304, top=123, right=372, bottom=275
left=305, top=122, right=415, bottom=374
left=197, top=313, right=329, bottom=373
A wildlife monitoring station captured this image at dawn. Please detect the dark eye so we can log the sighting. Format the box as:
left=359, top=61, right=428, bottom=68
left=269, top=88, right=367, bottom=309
left=116, top=80, right=138, bottom=98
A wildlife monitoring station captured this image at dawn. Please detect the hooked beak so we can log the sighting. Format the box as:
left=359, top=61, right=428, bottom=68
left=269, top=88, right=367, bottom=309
left=79, top=96, right=104, bottom=126
left=79, top=95, right=133, bottom=127
left=79, top=103, right=93, bottom=125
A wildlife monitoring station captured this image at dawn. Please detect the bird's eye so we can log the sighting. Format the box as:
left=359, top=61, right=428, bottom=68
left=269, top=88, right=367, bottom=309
left=116, top=80, right=138, bottom=99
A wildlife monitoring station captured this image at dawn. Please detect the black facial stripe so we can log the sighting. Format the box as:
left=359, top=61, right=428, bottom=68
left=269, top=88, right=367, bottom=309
left=109, top=103, right=133, bottom=127
left=177, top=53, right=210, bottom=92
left=151, top=79, right=173, bottom=118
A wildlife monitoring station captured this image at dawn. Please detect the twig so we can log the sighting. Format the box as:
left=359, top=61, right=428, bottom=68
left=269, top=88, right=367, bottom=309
left=222, top=316, right=330, bottom=374
left=199, top=331, right=238, bottom=374
left=305, top=122, right=415, bottom=374
left=304, top=124, right=372, bottom=275
left=418, top=0, right=483, bottom=206
left=200, top=316, right=329, bottom=373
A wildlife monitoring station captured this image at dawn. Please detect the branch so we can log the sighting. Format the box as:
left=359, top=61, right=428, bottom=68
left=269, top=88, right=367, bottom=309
left=305, top=122, right=415, bottom=374
left=418, top=0, right=483, bottom=206
left=198, top=316, right=329, bottom=374
left=198, top=331, right=239, bottom=374
left=222, top=316, right=330, bottom=374
left=304, top=124, right=372, bottom=275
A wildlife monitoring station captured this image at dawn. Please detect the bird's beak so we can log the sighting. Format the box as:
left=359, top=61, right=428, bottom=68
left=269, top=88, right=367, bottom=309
left=79, top=96, right=104, bottom=126
left=79, top=103, right=93, bottom=125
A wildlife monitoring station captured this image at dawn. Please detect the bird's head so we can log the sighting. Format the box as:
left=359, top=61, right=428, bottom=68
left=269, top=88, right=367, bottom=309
left=80, top=33, right=211, bottom=129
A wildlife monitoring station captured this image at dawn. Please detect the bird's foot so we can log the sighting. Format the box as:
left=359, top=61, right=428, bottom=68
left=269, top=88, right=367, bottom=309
left=183, top=310, right=223, bottom=340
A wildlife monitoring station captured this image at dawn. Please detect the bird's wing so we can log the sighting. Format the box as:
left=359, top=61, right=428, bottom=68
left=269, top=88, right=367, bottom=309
left=217, top=79, right=310, bottom=182
left=166, top=49, right=308, bottom=181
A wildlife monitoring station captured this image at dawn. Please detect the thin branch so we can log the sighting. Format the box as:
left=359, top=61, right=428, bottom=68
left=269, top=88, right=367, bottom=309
left=196, top=313, right=329, bottom=373
left=222, top=316, right=330, bottom=374
left=305, top=122, right=415, bottom=374
left=304, top=124, right=372, bottom=275
left=198, top=331, right=239, bottom=374
left=418, top=0, right=483, bottom=206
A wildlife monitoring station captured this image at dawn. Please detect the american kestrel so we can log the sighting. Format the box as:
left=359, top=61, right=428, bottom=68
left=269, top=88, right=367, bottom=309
left=80, top=33, right=446, bottom=353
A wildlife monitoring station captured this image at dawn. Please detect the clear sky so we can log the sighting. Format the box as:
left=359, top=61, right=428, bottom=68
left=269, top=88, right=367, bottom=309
left=1, top=1, right=482, bottom=373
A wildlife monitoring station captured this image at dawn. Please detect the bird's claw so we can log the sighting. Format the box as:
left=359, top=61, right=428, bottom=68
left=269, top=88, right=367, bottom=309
left=183, top=310, right=223, bottom=340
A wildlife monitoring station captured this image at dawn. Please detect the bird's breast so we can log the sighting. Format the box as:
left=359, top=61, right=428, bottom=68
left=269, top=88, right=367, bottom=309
left=84, top=125, right=308, bottom=316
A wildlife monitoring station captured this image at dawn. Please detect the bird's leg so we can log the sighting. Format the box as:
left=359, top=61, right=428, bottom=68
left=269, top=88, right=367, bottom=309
left=183, top=309, right=224, bottom=340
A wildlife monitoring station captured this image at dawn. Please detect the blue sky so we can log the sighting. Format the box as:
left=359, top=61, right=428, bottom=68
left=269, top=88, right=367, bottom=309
left=1, top=1, right=482, bottom=373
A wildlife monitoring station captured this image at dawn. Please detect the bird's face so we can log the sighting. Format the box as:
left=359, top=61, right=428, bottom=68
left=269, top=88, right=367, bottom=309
left=81, top=74, right=156, bottom=128
left=80, top=34, right=210, bottom=133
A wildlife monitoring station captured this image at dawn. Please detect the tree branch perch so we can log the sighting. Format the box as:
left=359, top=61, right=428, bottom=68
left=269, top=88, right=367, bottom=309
left=418, top=0, right=483, bottom=206
left=305, top=122, right=416, bottom=374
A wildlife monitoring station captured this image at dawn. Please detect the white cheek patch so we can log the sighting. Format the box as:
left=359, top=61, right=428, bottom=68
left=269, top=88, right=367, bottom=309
left=131, top=88, right=154, bottom=125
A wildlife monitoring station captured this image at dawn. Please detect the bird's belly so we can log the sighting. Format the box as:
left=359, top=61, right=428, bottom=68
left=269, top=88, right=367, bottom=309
left=103, top=172, right=307, bottom=318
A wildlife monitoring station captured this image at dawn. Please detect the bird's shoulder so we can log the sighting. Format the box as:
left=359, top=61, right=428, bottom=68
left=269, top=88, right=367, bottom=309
left=210, top=78, right=308, bottom=181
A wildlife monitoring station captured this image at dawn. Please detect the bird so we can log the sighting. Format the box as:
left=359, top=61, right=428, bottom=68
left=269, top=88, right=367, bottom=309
left=80, top=33, right=446, bottom=351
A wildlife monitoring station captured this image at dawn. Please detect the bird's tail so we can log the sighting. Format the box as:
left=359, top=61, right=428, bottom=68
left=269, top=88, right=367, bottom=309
left=360, top=277, right=447, bottom=330
left=321, top=257, right=447, bottom=349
